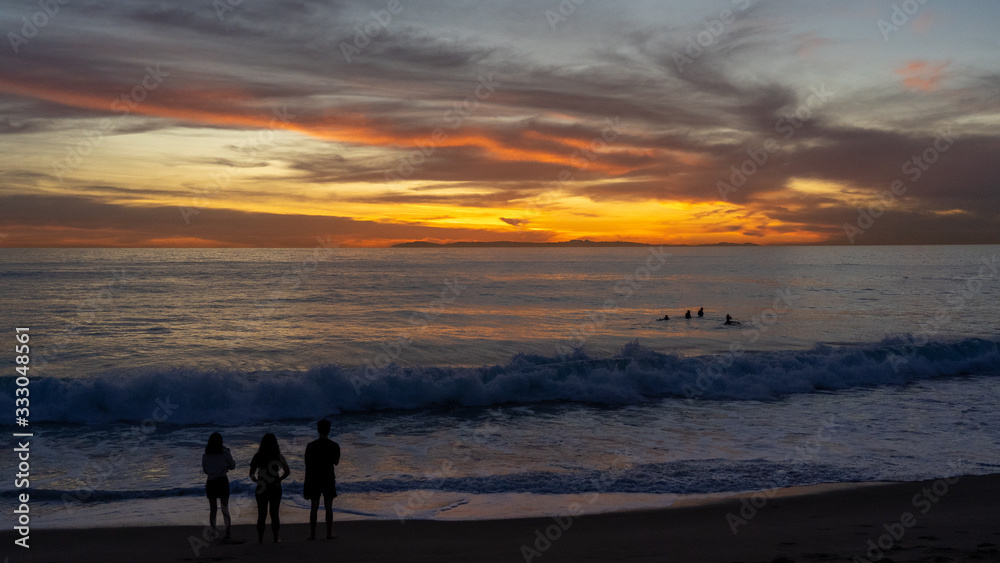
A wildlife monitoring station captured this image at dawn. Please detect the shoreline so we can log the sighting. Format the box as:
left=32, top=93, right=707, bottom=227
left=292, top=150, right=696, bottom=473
left=6, top=474, right=1000, bottom=562
left=13, top=480, right=898, bottom=531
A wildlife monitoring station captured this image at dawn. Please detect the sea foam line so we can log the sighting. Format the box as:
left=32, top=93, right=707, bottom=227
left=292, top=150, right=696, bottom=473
left=1, top=337, right=997, bottom=425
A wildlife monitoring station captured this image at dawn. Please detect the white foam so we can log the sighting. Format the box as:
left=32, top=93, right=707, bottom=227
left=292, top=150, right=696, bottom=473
left=4, top=337, right=997, bottom=425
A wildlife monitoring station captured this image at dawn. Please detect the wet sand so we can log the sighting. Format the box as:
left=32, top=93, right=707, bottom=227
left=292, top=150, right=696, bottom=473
left=5, top=474, right=1000, bottom=562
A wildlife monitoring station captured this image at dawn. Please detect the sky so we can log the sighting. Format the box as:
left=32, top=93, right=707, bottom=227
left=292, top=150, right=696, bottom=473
left=0, top=0, right=998, bottom=247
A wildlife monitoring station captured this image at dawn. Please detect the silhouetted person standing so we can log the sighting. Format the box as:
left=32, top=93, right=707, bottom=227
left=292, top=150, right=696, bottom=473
left=697, top=307, right=704, bottom=317
left=304, top=419, right=341, bottom=540
left=685, top=310, right=692, bottom=319
left=202, top=432, right=235, bottom=542
left=249, top=433, right=290, bottom=544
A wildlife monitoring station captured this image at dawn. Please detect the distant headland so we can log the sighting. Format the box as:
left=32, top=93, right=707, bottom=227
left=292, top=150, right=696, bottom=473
left=391, top=239, right=760, bottom=248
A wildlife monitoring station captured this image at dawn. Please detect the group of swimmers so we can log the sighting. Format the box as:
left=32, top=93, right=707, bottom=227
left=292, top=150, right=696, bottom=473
left=657, top=307, right=739, bottom=325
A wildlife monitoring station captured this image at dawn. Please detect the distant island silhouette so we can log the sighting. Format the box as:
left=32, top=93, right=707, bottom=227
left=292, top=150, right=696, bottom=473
left=391, top=239, right=759, bottom=248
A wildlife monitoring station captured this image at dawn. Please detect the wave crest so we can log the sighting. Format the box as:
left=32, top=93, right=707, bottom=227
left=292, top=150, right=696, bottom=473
left=3, top=337, right=997, bottom=424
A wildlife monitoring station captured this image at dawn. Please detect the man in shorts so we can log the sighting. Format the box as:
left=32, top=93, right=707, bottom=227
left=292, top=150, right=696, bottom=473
left=304, top=418, right=341, bottom=540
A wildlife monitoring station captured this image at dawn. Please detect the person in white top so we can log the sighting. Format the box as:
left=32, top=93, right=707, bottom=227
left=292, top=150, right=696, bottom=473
left=202, top=432, right=236, bottom=541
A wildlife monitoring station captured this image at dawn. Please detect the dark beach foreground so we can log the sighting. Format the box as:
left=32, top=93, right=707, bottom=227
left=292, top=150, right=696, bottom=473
left=5, top=474, right=1000, bottom=563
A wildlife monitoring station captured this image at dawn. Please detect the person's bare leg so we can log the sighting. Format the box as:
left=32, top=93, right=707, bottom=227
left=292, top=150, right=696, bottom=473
left=324, top=495, right=334, bottom=539
left=220, top=497, right=231, bottom=539
left=309, top=497, right=320, bottom=539
left=255, top=494, right=267, bottom=543
left=209, top=497, right=219, bottom=536
left=270, top=495, right=281, bottom=543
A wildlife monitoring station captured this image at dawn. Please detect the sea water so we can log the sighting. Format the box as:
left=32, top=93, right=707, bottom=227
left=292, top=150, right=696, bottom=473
left=1, top=246, right=998, bottom=528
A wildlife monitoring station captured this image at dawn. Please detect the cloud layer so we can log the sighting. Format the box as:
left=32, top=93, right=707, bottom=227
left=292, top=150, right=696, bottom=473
left=1, top=0, right=998, bottom=246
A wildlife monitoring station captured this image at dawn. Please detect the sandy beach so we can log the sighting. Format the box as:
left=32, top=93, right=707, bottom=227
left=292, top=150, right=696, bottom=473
left=5, top=474, right=999, bottom=563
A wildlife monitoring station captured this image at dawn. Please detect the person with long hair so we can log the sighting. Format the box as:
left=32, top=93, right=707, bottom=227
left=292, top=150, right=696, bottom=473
left=248, top=433, right=290, bottom=543
left=202, top=432, right=236, bottom=541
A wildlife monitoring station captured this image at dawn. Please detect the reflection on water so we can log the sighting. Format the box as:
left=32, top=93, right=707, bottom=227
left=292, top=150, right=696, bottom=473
left=1, top=246, right=996, bottom=377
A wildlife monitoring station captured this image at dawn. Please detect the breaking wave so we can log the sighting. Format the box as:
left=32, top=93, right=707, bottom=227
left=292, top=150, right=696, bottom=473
left=3, top=336, right=998, bottom=425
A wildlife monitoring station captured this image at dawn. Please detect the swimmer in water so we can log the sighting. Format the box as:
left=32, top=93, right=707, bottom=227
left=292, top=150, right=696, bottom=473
left=685, top=310, right=692, bottom=319
left=724, top=314, right=740, bottom=325
left=658, top=314, right=669, bottom=321
left=697, top=307, right=704, bottom=317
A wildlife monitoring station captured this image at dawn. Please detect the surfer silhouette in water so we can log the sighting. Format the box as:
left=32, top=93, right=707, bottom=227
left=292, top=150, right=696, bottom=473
left=657, top=314, right=669, bottom=321
left=685, top=310, right=692, bottom=319
left=697, top=307, right=704, bottom=317
left=725, top=314, right=740, bottom=326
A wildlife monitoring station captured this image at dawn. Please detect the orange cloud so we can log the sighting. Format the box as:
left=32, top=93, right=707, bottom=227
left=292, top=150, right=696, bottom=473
left=895, top=60, right=949, bottom=91
left=0, top=77, right=635, bottom=176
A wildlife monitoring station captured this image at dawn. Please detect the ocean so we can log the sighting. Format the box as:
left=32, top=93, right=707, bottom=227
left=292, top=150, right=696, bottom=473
left=1, top=246, right=999, bottom=529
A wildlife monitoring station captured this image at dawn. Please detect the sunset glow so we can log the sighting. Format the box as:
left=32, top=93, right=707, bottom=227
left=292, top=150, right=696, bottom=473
left=2, top=1, right=999, bottom=246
